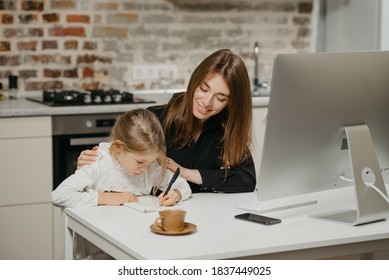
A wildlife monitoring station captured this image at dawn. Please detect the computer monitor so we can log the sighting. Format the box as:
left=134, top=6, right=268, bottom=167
left=257, top=51, right=389, bottom=225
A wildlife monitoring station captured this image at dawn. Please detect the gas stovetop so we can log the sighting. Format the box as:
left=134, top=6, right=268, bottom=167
left=27, top=89, right=155, bottom=106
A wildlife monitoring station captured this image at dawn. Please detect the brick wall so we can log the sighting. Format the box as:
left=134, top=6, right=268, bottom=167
left=0, top=0, right=318, bottom=96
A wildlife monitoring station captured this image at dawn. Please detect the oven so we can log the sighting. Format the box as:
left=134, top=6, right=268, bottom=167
left=52, top=113, right=122, bottom=189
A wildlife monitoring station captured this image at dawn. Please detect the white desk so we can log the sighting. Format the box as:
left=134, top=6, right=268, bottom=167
left=62, top=187, right=389, bottom=259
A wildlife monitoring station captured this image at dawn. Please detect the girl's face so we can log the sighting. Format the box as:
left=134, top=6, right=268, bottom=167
left=192, top=73, right=230, bottom=122
left=116, top=148, right=159, bottom=176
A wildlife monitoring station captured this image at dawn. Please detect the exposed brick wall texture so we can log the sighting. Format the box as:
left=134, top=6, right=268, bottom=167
left=0, top=0, right=318, bottom=96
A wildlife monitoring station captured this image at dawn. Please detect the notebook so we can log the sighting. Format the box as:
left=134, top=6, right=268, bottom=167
left=123, top=195, right=182, bottom=213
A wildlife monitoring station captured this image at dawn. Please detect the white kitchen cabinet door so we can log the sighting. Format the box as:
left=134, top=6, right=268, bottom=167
left=0, top=137, right=52, bottom=206
left=0, top=203, right=53, bottom=259
left=320, top=0, right=389, bottom=51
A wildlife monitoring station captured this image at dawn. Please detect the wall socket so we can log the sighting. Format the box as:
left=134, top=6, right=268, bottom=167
left=132, top=64, right=177, bottom=81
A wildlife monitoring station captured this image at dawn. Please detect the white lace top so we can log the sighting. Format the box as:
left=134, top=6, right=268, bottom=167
left=52, top=142, right=191, bottom=208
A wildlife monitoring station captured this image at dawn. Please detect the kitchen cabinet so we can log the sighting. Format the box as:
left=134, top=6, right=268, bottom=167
left=319, top=0, right=389, bottom=51
left=251, top=107, right=268, bottom=181
left=0, top=116, right=53, bottom=259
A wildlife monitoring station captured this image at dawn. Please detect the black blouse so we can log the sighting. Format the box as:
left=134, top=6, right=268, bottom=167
left=147, top=103, right=256, bottom=193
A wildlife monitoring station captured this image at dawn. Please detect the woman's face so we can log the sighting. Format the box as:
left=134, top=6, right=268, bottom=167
left=192, top=73, right=230, bottom=122
left=116, top=149, right=159, bottom=176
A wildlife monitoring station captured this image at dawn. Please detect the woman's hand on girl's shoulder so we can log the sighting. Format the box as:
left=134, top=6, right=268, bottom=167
left=166, top=157, right=180, bottom=173
left=77, top=146, right=99, bottom=169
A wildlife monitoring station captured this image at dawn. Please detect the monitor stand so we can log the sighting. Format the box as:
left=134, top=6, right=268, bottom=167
left=310, top=125, right=389, bottom=226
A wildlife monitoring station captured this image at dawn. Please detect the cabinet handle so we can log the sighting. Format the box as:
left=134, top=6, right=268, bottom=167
left=70, top=137, right=108, bottom=146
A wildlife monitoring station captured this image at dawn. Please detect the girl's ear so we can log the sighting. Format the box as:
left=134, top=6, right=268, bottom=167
left=112, top=139, right=124, bottom=154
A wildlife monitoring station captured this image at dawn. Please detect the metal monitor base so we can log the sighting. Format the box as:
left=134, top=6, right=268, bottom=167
left=310, top=125, right=389, bottom=226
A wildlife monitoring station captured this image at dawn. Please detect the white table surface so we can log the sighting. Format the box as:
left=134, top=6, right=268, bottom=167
left=63, top=187, right=389, bottom=260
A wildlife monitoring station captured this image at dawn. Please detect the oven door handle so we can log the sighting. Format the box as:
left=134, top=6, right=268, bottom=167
left=70, top=137, right=109, bottom=146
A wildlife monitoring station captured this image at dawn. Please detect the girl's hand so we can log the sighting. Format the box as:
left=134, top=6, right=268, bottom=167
left=158, top=189, right=182, bottom=206
left=77, top=146, right=99, bottom=169
left=98, top=192, right=138, bottom=206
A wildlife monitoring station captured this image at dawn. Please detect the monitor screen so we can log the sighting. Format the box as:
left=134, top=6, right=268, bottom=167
left=258, top=51, right=389, bottom=203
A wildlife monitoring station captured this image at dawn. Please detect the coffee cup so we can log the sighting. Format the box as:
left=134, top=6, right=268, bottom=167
left=154, top=209, right=186, bottom=232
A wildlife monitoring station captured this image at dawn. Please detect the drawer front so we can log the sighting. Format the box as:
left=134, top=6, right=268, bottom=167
left=0, top=137, right=52, bottom=206
left=0, top=116, right=51, bottom=139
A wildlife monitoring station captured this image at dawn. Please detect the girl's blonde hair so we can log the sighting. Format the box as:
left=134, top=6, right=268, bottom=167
left=109, top=109, right=167, bottom=188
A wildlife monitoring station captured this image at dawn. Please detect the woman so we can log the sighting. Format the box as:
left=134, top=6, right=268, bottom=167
left=78, top=49, right=256, bottom=193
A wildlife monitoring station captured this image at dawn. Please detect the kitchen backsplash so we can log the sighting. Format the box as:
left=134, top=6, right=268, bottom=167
left=0, top=0, right=318, bottom=96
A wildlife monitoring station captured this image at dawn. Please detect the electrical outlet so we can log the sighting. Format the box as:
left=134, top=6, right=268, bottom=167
left=132, top=64, right=177, bottom=81
left=132, top=65, right=158, bottom=80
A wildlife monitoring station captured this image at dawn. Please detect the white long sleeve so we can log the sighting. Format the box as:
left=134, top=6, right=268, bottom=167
left=51, top=166, right=99, bottom=207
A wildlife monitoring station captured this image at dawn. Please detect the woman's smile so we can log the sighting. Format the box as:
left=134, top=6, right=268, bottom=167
left=192, top=73, right=229, bottom=122
left=196, top=101, right=211, bottom=114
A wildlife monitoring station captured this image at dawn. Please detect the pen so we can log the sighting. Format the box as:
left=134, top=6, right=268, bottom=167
left=164, top=167, right=180, bottom=197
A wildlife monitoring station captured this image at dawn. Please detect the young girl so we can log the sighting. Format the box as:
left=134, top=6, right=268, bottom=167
left=52, top=108, right=191, bottom=208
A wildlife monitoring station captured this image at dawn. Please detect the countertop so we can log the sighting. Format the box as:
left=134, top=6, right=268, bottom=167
left=0, top=93, right=269, bottom=118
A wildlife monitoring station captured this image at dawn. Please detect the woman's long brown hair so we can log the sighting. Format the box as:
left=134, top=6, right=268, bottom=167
left=163, top=49, right=253, bottom=168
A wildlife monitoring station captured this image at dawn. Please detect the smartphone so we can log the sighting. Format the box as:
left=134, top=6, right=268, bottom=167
left=235, top=213, right=281, bottom=225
